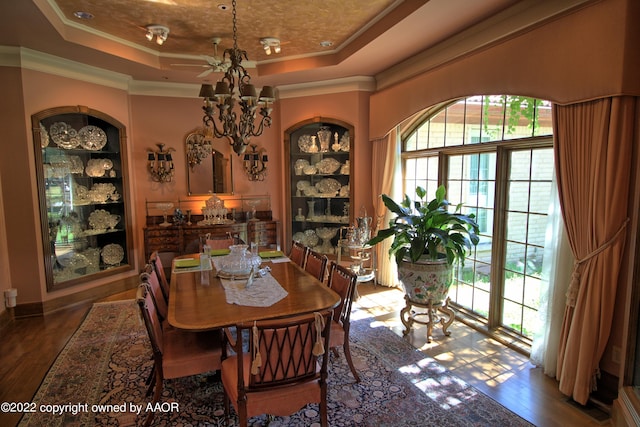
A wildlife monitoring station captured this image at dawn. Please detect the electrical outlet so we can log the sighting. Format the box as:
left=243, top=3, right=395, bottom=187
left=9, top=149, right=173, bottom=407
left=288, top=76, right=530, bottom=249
left=612, top=346, right=622, bottom=364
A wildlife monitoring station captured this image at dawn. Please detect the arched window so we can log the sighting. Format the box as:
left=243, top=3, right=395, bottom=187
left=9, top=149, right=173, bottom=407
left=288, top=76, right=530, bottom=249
left=402, top=95, right=554, bottom=344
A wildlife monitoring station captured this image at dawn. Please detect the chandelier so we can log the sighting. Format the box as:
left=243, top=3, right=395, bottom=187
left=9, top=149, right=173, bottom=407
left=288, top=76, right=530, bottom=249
left=199, top=0, right=275, bottom=156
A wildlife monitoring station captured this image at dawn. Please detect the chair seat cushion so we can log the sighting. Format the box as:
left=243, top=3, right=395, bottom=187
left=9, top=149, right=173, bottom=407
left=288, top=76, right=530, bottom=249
left=221, top=354, right=321, bottom=418
left=163, top=330, right=223, bottom=379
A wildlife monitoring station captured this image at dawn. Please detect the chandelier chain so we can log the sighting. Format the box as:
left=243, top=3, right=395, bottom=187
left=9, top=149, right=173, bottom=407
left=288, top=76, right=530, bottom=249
left=232, top=0, right=238, bottom=49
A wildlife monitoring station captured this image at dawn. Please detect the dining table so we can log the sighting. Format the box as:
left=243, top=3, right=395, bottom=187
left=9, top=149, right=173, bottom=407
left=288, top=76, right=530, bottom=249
left=167, top=253, right=341, bottom=331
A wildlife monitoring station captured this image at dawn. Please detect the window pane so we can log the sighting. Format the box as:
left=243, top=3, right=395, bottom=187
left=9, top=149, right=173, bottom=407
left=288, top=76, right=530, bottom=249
left=525, top=247, right=543, bottom=277
left=416, top=122, right=429, bottom=150
left=445, top=101, right=465, bottom=147
left=448, top=156, right=463, bottom=180
left=415, top=157, right=429, bottom=180
left=531, top=148, right=554, bottom=180
left=465, top=97, right=483, bottom=144
left=510, top=150, right=531, bottom=180
left=534, top=101, right=553, bottom=137
left=505, top=241, right=526, bottom=274
left=527, top=213, right=548, bottom=246
left=428, top=109, right=446, bottom=148
left=503, top=299, right=524, bottom=334
left=529, top=182, right=551, bottom=214
left=427, top=157, right=438, bottom=180
left=481, top=95, right=505, bottom=142
left=504, top=96, right=536, bottom=140
left=405, top=132, right=417, bottom=151
left=404, top=158, right=417, bottom=179
left=507, top=212, right=528, bottom=242
left=507, top=182, right=530, bottom=211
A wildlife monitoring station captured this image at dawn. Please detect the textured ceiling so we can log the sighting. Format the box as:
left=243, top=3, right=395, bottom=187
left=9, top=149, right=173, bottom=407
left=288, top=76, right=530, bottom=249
left=0, top=0, right=569, bottom=87
left=53, top=0, right=398, bottom=60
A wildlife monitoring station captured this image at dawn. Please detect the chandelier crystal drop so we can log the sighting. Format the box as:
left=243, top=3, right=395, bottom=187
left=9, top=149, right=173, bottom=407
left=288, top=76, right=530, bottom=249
left=199, top=0, right=275, bottom=156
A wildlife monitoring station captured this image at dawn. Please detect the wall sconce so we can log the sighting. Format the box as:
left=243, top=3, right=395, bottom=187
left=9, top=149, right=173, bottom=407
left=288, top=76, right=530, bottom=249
left=147, top=143, right=175, bottom=183
left=243, top=144, right=268, bottom=181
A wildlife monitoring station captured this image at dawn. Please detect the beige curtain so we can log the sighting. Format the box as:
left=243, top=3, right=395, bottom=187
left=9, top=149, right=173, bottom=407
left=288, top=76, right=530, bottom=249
left=370, top=127, right=401, bottom=287
left=553, top=96, right=634, bottom=405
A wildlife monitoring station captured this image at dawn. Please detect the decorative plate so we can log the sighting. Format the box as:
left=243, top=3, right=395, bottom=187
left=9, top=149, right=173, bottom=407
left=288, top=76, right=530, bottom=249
left=88, top=209, right=111, bottom=230
left=78, top=125, right=107, bottom=150
left=296, top=180, right=311, bottom=191
left=50, top=122, right=80, bottom=149
left=315, top=178, right=341, bottom=194
left=297, top=134, right=313, bottom=152
left=40, top=123, right=49, bottom=148
left=315, top=157, right=341, bottom=174
left=101, top=243, right=124, bottom=265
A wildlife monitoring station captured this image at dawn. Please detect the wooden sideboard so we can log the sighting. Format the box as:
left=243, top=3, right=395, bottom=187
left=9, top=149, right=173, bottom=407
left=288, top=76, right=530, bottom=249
left=143, top=220, right=280, bottom=260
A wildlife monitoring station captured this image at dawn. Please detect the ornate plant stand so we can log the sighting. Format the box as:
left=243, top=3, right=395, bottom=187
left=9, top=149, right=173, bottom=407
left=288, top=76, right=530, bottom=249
left=400, top=295, right=455, bottom=343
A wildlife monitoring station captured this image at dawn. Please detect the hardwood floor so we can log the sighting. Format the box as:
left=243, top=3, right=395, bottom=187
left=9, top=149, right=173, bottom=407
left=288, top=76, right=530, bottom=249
left=0, top=284, right=608, bottom=426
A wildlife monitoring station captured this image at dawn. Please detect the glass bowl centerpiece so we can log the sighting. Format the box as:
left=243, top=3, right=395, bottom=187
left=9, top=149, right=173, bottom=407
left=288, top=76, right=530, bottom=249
left=218, top=244, right=261, bottom=277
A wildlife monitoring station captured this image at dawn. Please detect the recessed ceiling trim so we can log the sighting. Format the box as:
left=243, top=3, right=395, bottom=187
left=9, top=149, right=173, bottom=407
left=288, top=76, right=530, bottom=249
left=129, top=80, right=199, bottom=98
left=7, top=47, right=131, bottom=90
left=35, top=0, right=166, bottom=68
left=277, top=76, right=376, bottom=99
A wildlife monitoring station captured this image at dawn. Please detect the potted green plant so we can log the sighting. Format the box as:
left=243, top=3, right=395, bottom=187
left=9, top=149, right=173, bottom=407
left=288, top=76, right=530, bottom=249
left=367, top=185, right=479, bottom=339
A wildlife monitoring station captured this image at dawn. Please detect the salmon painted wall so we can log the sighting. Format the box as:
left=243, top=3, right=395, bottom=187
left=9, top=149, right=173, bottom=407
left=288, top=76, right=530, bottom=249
left=129, top=95, right=282, bottom=268
left=278, top=90, right=373, bottom=236
left=0, top=66, right=24, bottom=317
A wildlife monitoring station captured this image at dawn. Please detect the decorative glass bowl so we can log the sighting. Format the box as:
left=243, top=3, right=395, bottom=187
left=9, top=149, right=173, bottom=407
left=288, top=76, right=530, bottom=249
left=218, top=244, right=261, bottom=276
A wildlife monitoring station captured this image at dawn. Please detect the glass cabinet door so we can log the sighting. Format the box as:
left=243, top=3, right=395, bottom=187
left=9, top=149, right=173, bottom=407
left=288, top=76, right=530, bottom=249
left=32, top=106, right=133, bottom=290
left=285, top=118, right=353, bottom=255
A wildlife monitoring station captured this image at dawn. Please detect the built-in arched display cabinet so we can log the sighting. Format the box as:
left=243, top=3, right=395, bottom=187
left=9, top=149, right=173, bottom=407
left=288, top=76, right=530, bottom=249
left=284, top=117, right=354, bottom=255
left=32, top=106, right=133, bottom=291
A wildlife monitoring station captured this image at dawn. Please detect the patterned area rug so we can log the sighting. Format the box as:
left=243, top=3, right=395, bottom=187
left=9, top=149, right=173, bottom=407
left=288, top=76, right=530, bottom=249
left=20, top=301, right=533, bottom=426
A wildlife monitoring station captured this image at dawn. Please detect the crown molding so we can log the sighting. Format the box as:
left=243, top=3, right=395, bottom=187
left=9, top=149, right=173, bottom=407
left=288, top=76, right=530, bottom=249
left=0, top=46, right=376, bottom=98
left=0, top=46, right=131, bottom=90
left=277, top=76, right=376, bottom=99
left=128, top=80, right=199, bottom=98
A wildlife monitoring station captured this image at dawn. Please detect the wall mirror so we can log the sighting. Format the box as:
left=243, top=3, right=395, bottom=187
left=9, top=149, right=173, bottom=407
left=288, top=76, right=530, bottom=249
left=186, top=128, right=233, bottom=195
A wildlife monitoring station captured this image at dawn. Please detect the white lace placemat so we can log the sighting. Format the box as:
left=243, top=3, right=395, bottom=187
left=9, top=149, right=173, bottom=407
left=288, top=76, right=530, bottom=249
left=220, top=274, right=288, bottom=307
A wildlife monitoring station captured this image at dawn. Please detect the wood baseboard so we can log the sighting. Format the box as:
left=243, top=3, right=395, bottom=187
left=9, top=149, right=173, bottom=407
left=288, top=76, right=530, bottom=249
left=12, top=275, right=140, bottom=318
left=0, top=307, right=12, bottom=329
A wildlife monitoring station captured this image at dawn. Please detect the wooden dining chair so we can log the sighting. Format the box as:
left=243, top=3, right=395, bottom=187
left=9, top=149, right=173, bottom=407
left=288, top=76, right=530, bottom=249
left=289, top=241, right=308, bottom=268
left=326, top=261, right=360, bottom=382
left=149, top=251, right=170, bottom=302
left=221, top=309, right=333, bottom=427
left=140, top=264, right=169, bottom=323
left=305, top=249, right=328, bottom=283
left=136, top=284, right=223, bottom=427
